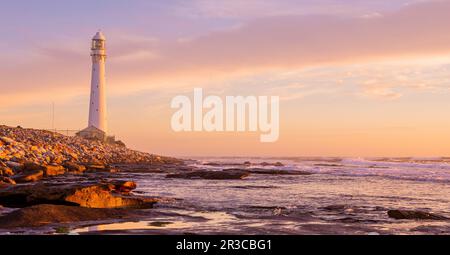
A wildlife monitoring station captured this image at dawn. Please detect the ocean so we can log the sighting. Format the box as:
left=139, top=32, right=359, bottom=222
left=74, top=157, right=450, bottom=235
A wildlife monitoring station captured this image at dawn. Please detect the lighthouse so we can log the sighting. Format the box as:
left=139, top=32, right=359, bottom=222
left=76, top=31, right=110, bottom=141
left=88, top=31, right=107, bottom=133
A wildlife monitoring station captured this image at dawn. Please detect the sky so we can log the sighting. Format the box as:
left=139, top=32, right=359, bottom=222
left=1, top=0, right=450, bottom=157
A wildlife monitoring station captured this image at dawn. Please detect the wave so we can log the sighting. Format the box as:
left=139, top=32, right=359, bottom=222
left=191, top=157, right=450, bottom=183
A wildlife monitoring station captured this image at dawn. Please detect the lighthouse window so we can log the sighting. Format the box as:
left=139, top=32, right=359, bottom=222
left=92, top=40, right=104, bottom=49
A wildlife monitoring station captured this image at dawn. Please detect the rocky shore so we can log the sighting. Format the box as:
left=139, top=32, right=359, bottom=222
left=0, top=125, right=184, bottom=231
left=1, top=125, right=448, bottom=234
left=0, top=125, right=179, bottom=165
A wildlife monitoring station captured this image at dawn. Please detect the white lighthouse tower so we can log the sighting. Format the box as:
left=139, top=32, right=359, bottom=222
left=76, top=31, right=110, bottom=141
left=88, top=31, right=107, bottom=133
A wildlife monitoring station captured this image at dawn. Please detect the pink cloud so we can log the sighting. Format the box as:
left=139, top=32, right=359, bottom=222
left=158, top=0, right=450, bottom=73
left=1, top=0, right=450, bottom=106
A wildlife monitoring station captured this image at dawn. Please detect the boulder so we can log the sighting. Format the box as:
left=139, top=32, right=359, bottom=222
left=260, top=162, right=284, bottom=167
left=387, top=210, right=448, bottom=220
left=84, top=163, right=107, bottom=171
left=0, top=182, right=157, bottom=209
left=111, top=180, right=137, bottom=194
left=0, top=137, right=15, bottom=145
left=0, top=204, right=143, bottom=228
left=22, top=162, right=46, bottom=172
left=63, top=184, right=154, bottom=208
left=84, top=163, right=118, bottom=173
left=5, top=161, right=23, bottom=172
left=322, top=204, right=350, bottom=211
left=203, top=162, right=248, bottom=167
left=13, top=170, right=44, bottom=183
left=274, top=162, right=284, bottom=167
left=166, top=170, right=250, bottom=180
left=43, top=165, right=65, bottom=177
left=63, top=162, right=86, bottom=173
left=247, top=168, right=312, bottom=175
left=115, top=140, right=126, bottom=147
left=0, top=177, right=16, bottom=185
left=0, top=166, right=14, bottom=176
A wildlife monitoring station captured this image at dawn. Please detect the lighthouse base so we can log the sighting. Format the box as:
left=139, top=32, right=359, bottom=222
left=76, top=126, right=106, bottom=141
left=76, top=126, right=123, bottom=146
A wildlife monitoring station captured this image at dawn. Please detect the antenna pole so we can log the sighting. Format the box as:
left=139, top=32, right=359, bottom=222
left=52, top=102, right=55, bottom=132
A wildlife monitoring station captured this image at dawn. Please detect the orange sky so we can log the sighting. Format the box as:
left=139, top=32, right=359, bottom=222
left=1, top=0, right=450, bottom=157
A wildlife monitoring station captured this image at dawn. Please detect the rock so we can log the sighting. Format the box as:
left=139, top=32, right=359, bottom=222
left=166, top=170, right=250, bottom=180
left=111, top=180, right=137, bottom=194
left=387, top=210, right=448, bottom=220
left=13, top=170, right=44, bottom=183
left=43, top=165, right=65, bottom=177
left=202, top=162, right=222, bottom=166
left=223, top=168, right=312, bottom=175
left=108, top=168, right=120, bottom=173
left=274, top=162, right=284, bottom=167
left=0, top=182, right=157, bottom=209
left=51, top=157, right=64, bottom=165
left=0, top=176, right=16, bottom=189
left=115, top=140, right=126, bottom=147
left=0, top=137, right=15, bottom=145
left=314, top=163, right=344, bottom=167
left=84, top=164, right=107, bottom=171
left=67, top=152, right=78, bottom=160
left=85, top=164, right=118, bottom=173
left=259, top=162, right=285, bottom=167
left=23, top=162, right=46, bottom=172
left=0, top=154, right=7, bottom=161
left=63, top=162, right=86, bottom=173
left=203, top=162, right=247, bottom=167
left=322, top=204, right=349, bottom=211
left=0, top=125, right=179, bottom=165
left=0, top=204, right=143, bottom=228
left=247, top=168, right=312, bottom=175
left=409, top=225, right=450, bottom=234
left=63, top=184, right=154, bottom=208
left=0, top=166, right=14, bottom=176
left=5, top=161, right=23, bottom=171
left=0, top=177, right=16, bottom=185
left=0, top=183, right=10, bottom=190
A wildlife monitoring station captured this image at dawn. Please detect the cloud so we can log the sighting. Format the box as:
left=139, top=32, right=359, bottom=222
left=175, top=0, right=437, bottom=19
left=2, top=0, right=450, bottom=108
left=160, top=0, right=450, bottom=74
left=360, top=84, right=403, bottom=100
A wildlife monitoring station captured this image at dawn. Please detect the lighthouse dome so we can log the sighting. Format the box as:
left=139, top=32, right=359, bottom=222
left=93, top=31, right=106, bottom=40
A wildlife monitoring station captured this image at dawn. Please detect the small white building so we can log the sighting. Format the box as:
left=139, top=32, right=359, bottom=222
left=76, top=125, right=106, bottom=141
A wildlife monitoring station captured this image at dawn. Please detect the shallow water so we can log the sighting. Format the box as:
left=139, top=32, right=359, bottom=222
left=74, top=157, right=450, bottom=235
